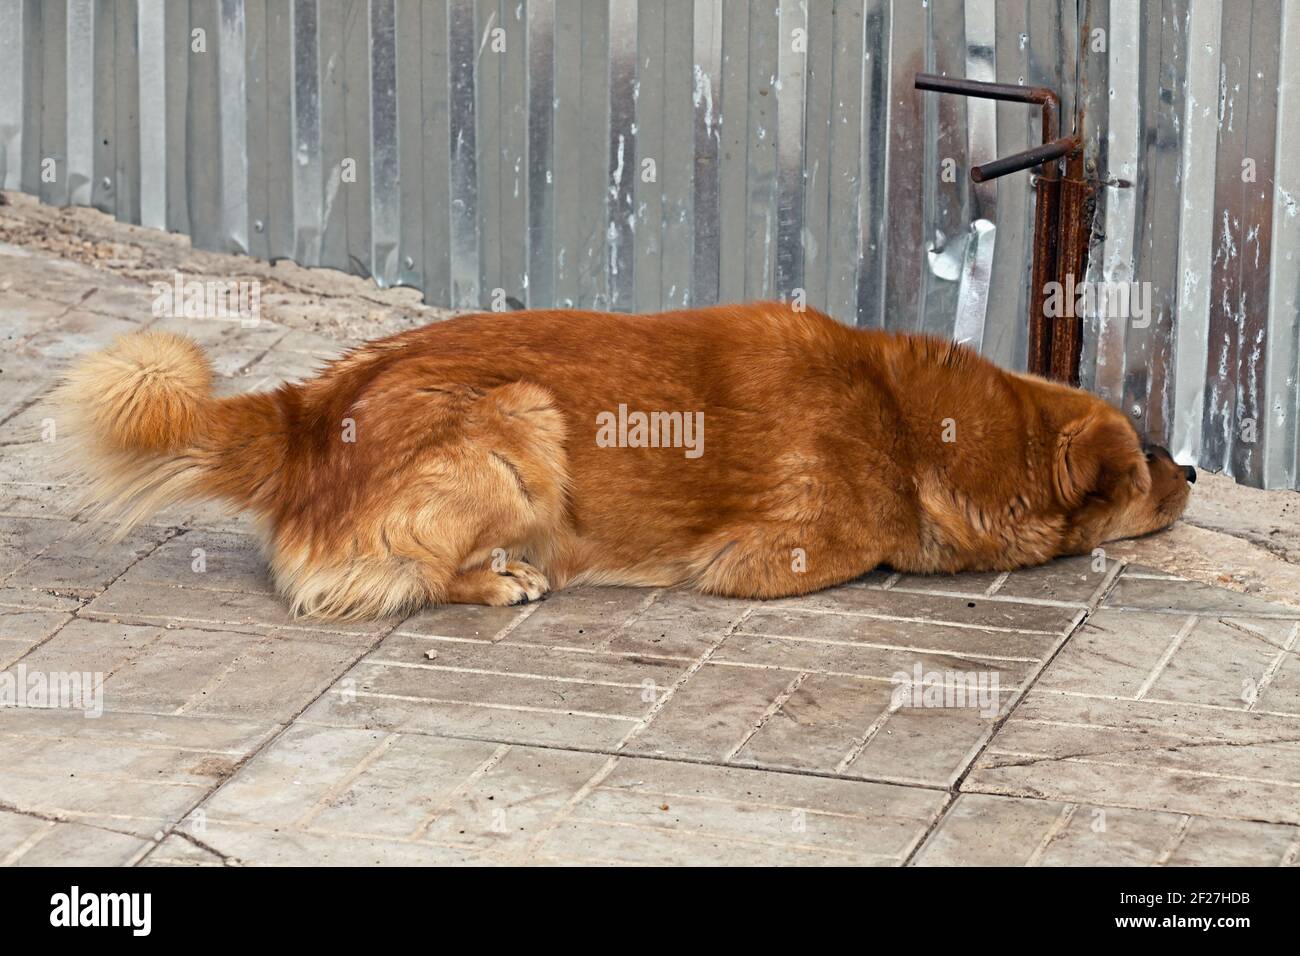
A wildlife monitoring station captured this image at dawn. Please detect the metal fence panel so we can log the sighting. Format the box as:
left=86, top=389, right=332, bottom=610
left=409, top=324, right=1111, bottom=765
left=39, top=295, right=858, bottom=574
left=1079, top=0, right=1299, bottom=490
left=2, top=0, right=1298, bottom=489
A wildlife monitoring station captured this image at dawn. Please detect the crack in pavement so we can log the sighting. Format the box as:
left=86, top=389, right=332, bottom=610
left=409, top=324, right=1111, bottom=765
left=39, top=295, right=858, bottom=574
left=1185, top=518, right=1299, bottom=565
left=0, top=799, right=156, bottom=845
left=167, top=828, right=240, bottom=866
left=985, top=733, right=1300, bottom=772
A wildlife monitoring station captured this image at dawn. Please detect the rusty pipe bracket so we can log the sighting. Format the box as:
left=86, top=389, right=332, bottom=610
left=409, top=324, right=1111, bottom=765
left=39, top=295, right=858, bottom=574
left=914, top=73, right=1066, bottom=181
left=913, top=72, right=1092, bottom=384
left=972, top=134, right=1081, bottom=183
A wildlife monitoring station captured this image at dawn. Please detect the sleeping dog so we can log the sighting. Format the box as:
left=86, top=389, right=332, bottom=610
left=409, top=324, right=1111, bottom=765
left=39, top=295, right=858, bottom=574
left=54, top=303, right=1194, bottom=619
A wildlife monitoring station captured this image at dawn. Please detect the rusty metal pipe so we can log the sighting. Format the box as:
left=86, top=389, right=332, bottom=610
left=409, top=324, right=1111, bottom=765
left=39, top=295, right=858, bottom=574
left=914, top=73, right=1060, bottom=177
left=1050, top=151, right=1096, bottom=384
left=914, top=73, right=1058, bottom=114
left=1029, top=175, right=1061, bottom=376
left=972, top=135, right=1080, bottom=183
left=914, top=72, right=1085, bottom=381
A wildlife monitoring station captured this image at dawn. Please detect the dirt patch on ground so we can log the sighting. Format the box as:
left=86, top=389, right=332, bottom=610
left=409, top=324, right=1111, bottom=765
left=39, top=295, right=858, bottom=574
left=0, top=190, right=453, bottom=344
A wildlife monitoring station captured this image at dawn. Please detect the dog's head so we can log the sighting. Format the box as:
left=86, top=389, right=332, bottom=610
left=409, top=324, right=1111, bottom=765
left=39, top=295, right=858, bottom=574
left=1051, top=405, right=1194, bottom=548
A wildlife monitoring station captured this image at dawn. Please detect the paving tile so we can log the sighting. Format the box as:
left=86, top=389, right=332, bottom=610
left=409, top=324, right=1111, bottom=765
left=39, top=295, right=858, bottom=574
left=844, top=707, right=1007, bottom=787
left=300, top=642, right=653, bottom=750
left=125, top=530, right=272, bottom=593
left=0, top=403, right=64, bottom=454
left=303, top=694, right=636, bottom=751
left=499, top=587, right=662, bottom=648
left=0, top=809, right=53, bottom=865
left=183, top=738, right=946, bottom=868
left=217, top=349, right=297, bottom=385
left=0, top=516, right=76, bottom=579
left=198, top=724, right=498, bottom=830
left=0, top=607, right=72, bottom=667
left=1036, top=609, right=1300, bottom=711
left=534, top=757, right=948, bottom=866
left=394, top=602, right=531, bottom=642
left=148, top=500, right=254, bottom=536
left=633, top=623, right=1030, bottom=785
left=64, top=282, right=160, bottom=322
left=204, top=726, right=606, bottom=856
left=885, top=570, right=1004, bottom=596
left=626, top=662, right=800, bottom=762
left=0, top=764, right=205, bottom=837
left=139, top=833, right=226, bottom=866
left=887, top=558, right=1115, bottom=607
left=0, top=483, right=63, bottom=520
left=82, top=575, right=389, bottom=638
left=81, top=577, right=285, bottom=632
left=6, top=265, right=155, bottom=324
left=13, top=618, right=364, bottom=723
left=0, top=813, right=153, bottom=866
left=269, top=328, right=354, bottom=356
left=17, top=311, right=143, bottom=366
left=241, top=350, right=332, bottom=390
left=190, top=724, right=600, bottom=863
left=0, top=448, right=65, bottom=518
left=1123, top=564, right=1185, bottom=579
left=1105, top=575, right=1300, bottom=618
left=966, top=690, right=1300, bottom=824
left=992, top=555, right=1117, bottom=604
left=913, top=793, right=1300, bottom=866
left=419, top=745, right=608, bottom=852
left=1149, top=618, right=1298, bottom=711
left=605, top=590, right=750, bottom=659
left=1033, top=610, right=1192, bottom=700
left=914, top=793, right=1129, bottom=866
left=1165, top=816, right=1300, bottom=866
left=0, top=708, right=275, bottom=838
left=3, top=524, right=172, bottom=595
left=346, top=657, right=654, bottom=719
left=152, top=819, right=499, bottom=866
left=729, top=672, right=895, bottom=773
left=0, top=587, right=82, bottom=612
left=716, top=629, right=1041, bottom=683
left=737, top=605, right=1059, bottom=660
left=844, top=568, right=896, bottom=587
left=768, top=585, right=1082, bottom=634
left=0, top=426, right=67, bottom=519
left=146, top=314, right=286, bottom=355
left=1258, top=648, right=1300, bottom=716
left=0, top=350, right=53, bottom=420
left=371, top=631, right=687, bottom=691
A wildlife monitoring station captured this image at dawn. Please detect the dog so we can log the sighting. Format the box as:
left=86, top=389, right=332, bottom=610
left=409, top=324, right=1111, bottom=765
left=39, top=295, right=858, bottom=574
left=53, top=302, right=1194, bottom=619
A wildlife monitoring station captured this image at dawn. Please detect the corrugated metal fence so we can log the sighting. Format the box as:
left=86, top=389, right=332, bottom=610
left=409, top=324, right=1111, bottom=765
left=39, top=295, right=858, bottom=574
left=0, top=0, right=1297, bottom=489
left=1079, top=0, right=1299, bottom=490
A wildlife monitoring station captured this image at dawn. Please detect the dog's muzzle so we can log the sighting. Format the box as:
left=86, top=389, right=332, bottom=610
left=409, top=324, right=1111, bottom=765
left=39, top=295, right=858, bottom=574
left=1143, top=443, right=1196, bottom=483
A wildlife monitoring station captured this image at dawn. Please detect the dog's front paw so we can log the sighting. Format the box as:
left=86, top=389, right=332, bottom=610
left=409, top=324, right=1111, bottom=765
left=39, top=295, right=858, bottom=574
left=494, top=560, right=550, bottom=605
left=446, top=560, right=551, bottom=606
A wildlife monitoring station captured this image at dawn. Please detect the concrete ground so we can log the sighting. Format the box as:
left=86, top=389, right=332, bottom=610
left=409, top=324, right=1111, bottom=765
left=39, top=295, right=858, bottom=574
left=1, top=191, right=1298, bottom=867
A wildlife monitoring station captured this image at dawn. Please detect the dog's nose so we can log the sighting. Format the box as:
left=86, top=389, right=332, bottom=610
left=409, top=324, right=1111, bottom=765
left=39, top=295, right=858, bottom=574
left=1183, top=465, right=1197, bottom=483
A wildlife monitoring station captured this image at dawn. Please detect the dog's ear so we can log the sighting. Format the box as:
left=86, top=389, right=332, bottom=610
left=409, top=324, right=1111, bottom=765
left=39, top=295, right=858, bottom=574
left=1053, top=411, right=1149, bottom=507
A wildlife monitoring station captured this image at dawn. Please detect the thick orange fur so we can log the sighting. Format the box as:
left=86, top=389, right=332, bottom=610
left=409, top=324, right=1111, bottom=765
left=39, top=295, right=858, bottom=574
left=52, top=304, right=1193, bottom=619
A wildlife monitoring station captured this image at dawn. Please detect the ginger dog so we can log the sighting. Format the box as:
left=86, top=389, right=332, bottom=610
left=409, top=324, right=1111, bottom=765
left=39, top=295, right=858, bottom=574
left=54, top=303, right=1194, bottom=619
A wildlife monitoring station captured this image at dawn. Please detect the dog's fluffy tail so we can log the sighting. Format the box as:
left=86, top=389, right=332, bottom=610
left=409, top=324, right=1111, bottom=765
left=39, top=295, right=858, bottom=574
left=52, top=330, right=283, bottom=535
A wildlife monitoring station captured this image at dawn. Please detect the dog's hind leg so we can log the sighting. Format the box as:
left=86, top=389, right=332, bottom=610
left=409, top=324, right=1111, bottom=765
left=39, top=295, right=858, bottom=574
left=437, top=380, right=568, bottom=607
left=274, top=379, right=570, bottom=619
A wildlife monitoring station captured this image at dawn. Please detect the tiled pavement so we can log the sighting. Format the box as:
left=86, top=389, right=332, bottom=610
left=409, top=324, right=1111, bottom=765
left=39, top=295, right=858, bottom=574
left=2, top=201, right=1299, bottom=866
